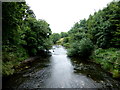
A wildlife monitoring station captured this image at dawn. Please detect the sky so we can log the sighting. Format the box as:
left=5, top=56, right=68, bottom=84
left=25, top=0, right=113, bottom=33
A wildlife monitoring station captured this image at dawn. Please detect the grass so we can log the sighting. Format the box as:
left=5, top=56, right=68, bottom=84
left=91, top=48, right=120, bottom=78
left=2, top=45, right=28, bottom=76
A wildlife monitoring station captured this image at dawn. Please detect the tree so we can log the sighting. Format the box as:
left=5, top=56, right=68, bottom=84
left=60, top=32, right=68, bottom=38
left=23, top=18, right=52, bottom=56
left=50, top=33, right=61, bottom=44
left=2, top=2, right=52, bottom=76
left=2, top=2, right=27, bottom=45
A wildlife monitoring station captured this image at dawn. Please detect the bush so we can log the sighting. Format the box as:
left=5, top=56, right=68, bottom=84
left=67, top=38, right=94, bottom=59
left=63, top=37, right=70, bottom=43
left=92, top=48, right=120, bottom=78
left=63, top=43, right=70, bottom=48
left=2, top=62, right=15, bottom=76
left=2, top=45, right=28, bottom=76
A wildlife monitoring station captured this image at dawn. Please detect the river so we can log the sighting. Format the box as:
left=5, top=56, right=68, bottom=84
left=3, top=45, right=120, bottom=89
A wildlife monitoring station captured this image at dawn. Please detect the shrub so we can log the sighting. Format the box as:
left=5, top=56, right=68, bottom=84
left=92, top=48, right=120, bottom=78
left=63, top=43, right=70, bottom=48
left=67, top=38, right=94, bottom=59
left=2, top=45, right=28, bottom=76
left=2, top=62, right=15, bottom=76
left=63, top=37, right=70, bottom=43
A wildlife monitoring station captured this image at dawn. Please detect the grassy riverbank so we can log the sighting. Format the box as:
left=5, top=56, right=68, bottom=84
left=62, top=43, right=120, bottom=78
left=2, top=51, right=51, bottom=77
left=91, top=48, right=120, bottom=78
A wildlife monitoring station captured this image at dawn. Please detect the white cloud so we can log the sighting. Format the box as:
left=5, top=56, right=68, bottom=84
left=25, top=0, right=113, bottom=33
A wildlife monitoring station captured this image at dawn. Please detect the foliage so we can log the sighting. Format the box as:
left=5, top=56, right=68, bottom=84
left=64, top=1, right=120, bottom=78
left=87, top=1, right=120, bottom=48
left=66, top=1, right=120, bottom=49
left=50, top=32, right=68, bottom=45
left=62, top=37, right=71, bottom=48
left=2, top=2, right=52, bottom=76
left=68, top=38, right=94, bottom=59
left=2, top=45, right=28, bottom=76
left=50, top=33, right=61, bottom=44
left=23, top=18, right=52, bottom=56
left=62, top=43, right=70, bottom=48
left=2, top=1, right=120, bottom=79
left=60, top=32, right=68, bottom=38
left=91, top=48, right=120, bottom=78
left=2, top=62, right=15, bottom=76
left=63, top=37, right=70, bottom=43
left=56, top=38, right=64, bottom=45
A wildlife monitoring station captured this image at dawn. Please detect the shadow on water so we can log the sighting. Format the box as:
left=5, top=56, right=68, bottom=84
left=70, top=57, right=106, bottom=81
left=69, top=57, right=120, bottom=88
left=3, top=56, right=51, bottom=89
left=3, top=45, right=120, bottom=89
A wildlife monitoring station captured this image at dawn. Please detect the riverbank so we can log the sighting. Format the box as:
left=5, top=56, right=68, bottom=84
left=91, top=48, right=120, bottom=78
left=3, top=55, right=51, bottom=89
left=3, top=46, right=120, bottom=89
left=2, top=51, right=51, bottom=77
left=62, top=44, right=120, bottom=79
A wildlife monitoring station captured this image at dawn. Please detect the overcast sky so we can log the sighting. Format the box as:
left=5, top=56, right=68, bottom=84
left=25, top=0, right=113, bottom=33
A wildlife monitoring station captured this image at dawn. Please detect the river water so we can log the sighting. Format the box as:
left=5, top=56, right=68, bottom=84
left=3, top=45, right=120, bottom=89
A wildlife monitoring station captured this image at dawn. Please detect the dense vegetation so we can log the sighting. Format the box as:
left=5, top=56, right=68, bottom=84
left=92, top=48, right=120, bottom=78
left=2, top=2, right=52, bottom=76
left=50, top=32, right=68, bottom=45
left=54, top=1, right=120, bottom=78
left=2, top=1, right=120, bottom=79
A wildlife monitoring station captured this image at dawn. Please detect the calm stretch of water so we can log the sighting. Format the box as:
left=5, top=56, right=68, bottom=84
left=3, top=45, right=120, bottom=89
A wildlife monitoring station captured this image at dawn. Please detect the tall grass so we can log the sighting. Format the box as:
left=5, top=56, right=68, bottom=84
left=91, top=48, right=120, bottom=78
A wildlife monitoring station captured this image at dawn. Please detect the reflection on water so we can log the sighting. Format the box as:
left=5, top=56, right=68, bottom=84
left=3, top=45, right=120, bottom=89
left=44, top=45, right=102, bottom=88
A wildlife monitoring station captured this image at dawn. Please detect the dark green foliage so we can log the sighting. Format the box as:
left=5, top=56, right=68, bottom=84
left=23, top=18, right=52, bottom=56
left=66, top=0, right=120, bottom=57
left=67, top=19, right=92, bottom=59
left=63, top=37, right=70, bottom=44
left=65, top=1, right=120, bottom=78
left=68, top=38, right=94, bottom=59
left=50, top=33, right=61, bottom=44
left=91, top=48, right=120, bottom=78
left=2, top=2, right=29, bottom=76
left=87, top=1, right=120, bottom=48
left=60, top=32, right=68, bottom=38
left=2, top=2, right=26, bottom=45
left=2, top=44, right=28, bottom=76
left=62, top=43, right=70, bottom=48
left=2, top=2, right=52, bottom=76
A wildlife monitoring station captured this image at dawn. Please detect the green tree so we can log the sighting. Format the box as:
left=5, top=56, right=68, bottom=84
left=50, top=33, right=61, bottom=44
left=68, top=38, right=94, bottom=59
left=23, top=18, right=52, bottom=56
left=60, top=32, right=68, bottom=38
left=2, top=2, right=52, bottom=76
